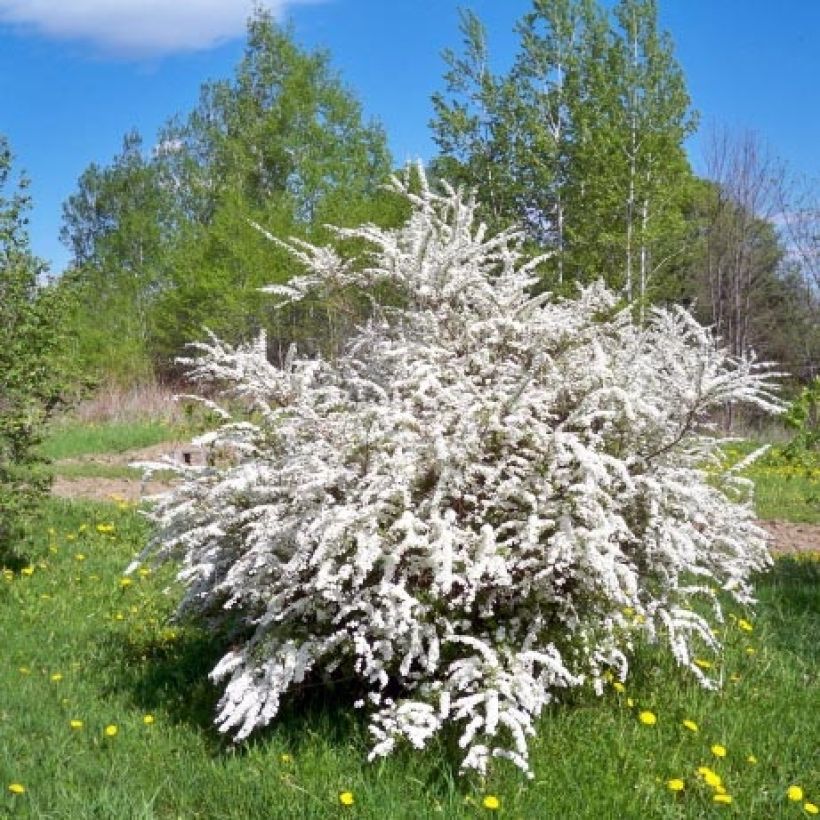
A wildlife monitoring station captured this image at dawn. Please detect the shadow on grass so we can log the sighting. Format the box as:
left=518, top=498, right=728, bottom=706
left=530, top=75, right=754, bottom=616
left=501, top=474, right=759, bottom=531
left=755, top=557, right=819, bottom=662
left=102, top=626, right=470, bottom=793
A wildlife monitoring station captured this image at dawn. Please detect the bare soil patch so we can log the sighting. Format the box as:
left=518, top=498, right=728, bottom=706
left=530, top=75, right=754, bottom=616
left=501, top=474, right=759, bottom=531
left=50, top=442, right=205, bottom=503
left=758, top=519, right=820, bottom=555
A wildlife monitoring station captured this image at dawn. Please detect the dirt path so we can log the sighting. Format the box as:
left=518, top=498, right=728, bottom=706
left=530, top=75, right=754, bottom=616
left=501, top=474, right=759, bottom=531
left=50, top=442, right=201, bottom=503
left=51, top=446, right=820, bottom=554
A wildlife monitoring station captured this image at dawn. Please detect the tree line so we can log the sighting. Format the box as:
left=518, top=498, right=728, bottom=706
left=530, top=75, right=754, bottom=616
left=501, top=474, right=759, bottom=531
left=6, top=2, right=820, bottom=390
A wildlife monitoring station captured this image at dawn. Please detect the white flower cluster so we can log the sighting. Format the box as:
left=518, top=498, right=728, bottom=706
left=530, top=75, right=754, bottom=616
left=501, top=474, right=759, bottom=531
left=131, top=169, right=781, bottom=776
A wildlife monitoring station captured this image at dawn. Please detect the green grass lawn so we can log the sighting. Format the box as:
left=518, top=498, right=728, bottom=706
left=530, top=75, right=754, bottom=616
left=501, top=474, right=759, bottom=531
left=1, top=498, right=817, bottom=818
left=39, top=420, right=182, bottom=461
left=718, top=442, right=819, bottom=524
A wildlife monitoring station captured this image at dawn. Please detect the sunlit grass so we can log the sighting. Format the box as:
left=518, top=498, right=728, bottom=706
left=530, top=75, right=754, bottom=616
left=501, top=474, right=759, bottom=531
left=39, top=420, right=182, bottom=461
left=1, top=498, right=817, bottom=818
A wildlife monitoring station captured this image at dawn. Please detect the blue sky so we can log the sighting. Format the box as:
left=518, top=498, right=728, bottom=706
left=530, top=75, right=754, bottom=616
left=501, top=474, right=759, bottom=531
left=1, top=0, right=818, bottom=273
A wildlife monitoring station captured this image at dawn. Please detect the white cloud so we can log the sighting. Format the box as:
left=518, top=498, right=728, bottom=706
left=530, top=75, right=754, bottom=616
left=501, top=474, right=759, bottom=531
left=0, top=0, right=317, bottom=56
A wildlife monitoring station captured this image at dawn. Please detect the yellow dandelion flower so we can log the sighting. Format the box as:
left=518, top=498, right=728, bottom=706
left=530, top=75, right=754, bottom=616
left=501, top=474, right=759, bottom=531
left=788, top=786, right=805, bottom=802
left=78, top=524, right=88, bottom=533
left=339, top=791, right=354, bottom=806
left=143, top=714, right=155, bottom=725
left=746, top=755, right=758, bottom=765
left=138, top=568, right=151, bottom=577
left=729, top=674, right=741, bottom=683
left=69, top=719, right=83, bottom=730
left=694, top=658, right=713, bottom=670
left=119, top=578, right=133, bottom=588
left=667, top=779, right=685, bottom=792
left=50, top=673, right=63, bottom=683
left=104, top=724, right=118, bottom=737
left=713, top=794, right=733, bottom=805
left=745, top=646, right=756, bottom=655
left=114, top=612, right=125, bottom=621
left=18, top=666, right=30, bottom=675
left=482, top=795, right=501, bottom=810
left=737, top=618, right=753, bottom=632
left=711, top=744, right=727, bottom=758
left=8, top=783, right=25, bottom=795
left=622, top=607, right=635, bottom=617
left=698, top=768, right=722, bottom=789
left=96, top=523, right=115, bottom=534
left=74, top=553, right=86, bottom=562
left=280, top=753, right=292, bottom=764
left=804, top=802, right=819, bottom=815
left=613, top=681, right=626, bottom=693
left=714, top=784, right=727, bottom=795
left=634, top=614, right=647, bottom=624
left=638, top=710, right=657, bottom=726
left=682, top=719, right=699, bottom=733
left=627, top=697, right=635, bottom=708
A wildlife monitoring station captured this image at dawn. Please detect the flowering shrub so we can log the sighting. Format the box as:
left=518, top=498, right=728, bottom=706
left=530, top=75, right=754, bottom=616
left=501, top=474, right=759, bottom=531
left=131, top=169, right=781, bottom=776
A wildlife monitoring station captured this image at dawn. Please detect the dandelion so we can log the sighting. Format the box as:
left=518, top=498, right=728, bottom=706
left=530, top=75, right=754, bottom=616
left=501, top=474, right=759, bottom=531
left=697, top=768, right=722, bottom=789
left=694, top=658, right=713, bottom=670
left=50, top=673, right=63, bottom=683
left=119, top=578, right=133, bottom=588
left=74, top=553, right=86, bottom=562
left=21, top=566, right=34, bottom=576
left=713, top=794, right=733, bottom=805
left=280, top=754, right=292, bottom=764
left=18, top=666, right=30, bottom=675
left=627, top=697, right=635, bottom=708
left=746, top=755, right=758, bottom=765
left=737, top=618, right=754, bottom=632
left=96, top=524, right=115, bottom=534
left=682, top=719, right=699, bottom=733
left=804, top=802, right=819, bottom=815
left=7, top=783, right=25, bottom=795
left=339, top=791, right=354, bottom=806
left=711, top=744, right=727, bottom=758
left=104, top=724, right=118, bottom=737
left=729, top=674, right=741, bottom=683
left=745, top=647, right=756, bottom=655
left=667, top=779, right=685, bottom=792
left=638, top=710, right=657, bottom=726
left=70, top=719, right=83, bottom=730
left=788, top=786, right=805, bottom=802
left=143, top=714, right=155, bottom=725
left=138, top=568, right=151, bottom=578
left=482, top=795, right=501, bottom=810
left=613, top=681, right=626, bottom=693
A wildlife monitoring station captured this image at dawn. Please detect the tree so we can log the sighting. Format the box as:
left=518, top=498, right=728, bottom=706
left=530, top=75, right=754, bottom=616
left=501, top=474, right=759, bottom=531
left=60, top=130, right=173, bottom=381
left=430, top=0, right=696, bottom=304
left=132, top=170, right=779, bottom=778
left=61, top=9, right=396, bottom=380
left=430, top=9, right=521, bottom=234
left=0, top=137, right=65, bottom=562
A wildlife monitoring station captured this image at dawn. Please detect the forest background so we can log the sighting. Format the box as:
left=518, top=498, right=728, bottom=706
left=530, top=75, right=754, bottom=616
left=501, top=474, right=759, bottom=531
left=2, top=0, right=818, bottom=395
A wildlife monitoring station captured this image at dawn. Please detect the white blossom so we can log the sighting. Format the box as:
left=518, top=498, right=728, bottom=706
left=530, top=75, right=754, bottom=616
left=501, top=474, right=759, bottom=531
left=131, top=167, right=780, bottom=776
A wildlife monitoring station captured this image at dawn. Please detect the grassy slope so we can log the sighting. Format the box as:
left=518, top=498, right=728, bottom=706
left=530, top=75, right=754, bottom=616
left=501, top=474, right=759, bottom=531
left=1, top=498, right=817, bottom=819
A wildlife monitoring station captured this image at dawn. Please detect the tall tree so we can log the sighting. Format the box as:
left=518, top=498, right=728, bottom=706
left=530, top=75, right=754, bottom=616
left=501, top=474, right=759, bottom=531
left=61, top=9, right=395, bottom=378
left=60, top=130, right=174, bottom=381
left=431, top=0, right=696, bottom=305
left=430, top=9, right=520, bottom=234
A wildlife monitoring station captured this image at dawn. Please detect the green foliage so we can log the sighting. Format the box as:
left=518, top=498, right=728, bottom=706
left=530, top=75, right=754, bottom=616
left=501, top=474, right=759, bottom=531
left=61, top=10, right=398, bottom=381
left=782, top=377, right=820, bottom=457
left=431, top=0, right=697, bottom=302
left=0, top=137, right=66, bottom=563
left=0, top=497, right=816, bottom=816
